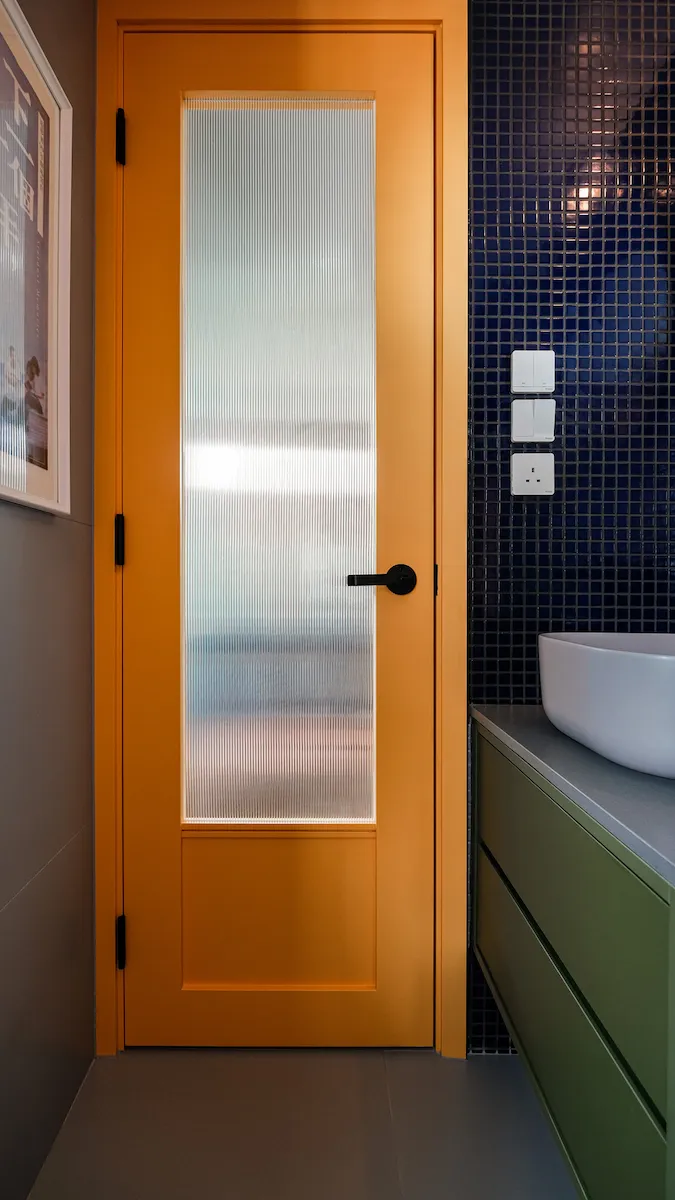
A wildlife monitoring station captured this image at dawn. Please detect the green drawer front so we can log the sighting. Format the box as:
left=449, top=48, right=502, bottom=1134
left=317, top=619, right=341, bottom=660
left=476, top=848, right=666, bottom=1200
left=477, top=733, right=668, bottom=1117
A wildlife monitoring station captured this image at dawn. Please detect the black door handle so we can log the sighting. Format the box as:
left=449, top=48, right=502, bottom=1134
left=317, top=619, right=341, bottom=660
left=347, top=563, right=417, bottom=596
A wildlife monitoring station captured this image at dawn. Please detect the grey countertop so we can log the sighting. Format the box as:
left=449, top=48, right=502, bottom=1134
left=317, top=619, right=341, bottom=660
left=472, top=704, right=675, bottom=890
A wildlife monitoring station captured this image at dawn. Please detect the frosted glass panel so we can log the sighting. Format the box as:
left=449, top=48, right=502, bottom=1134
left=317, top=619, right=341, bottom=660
left=182, top=96, right=376, bottom=824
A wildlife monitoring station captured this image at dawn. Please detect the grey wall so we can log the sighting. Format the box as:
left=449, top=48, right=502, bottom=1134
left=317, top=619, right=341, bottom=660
left=0, top=0, right=96, bottom=1196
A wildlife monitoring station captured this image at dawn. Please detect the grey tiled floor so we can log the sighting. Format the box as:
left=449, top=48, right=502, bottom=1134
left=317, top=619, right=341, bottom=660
left=30, top=1051, right=577, bottom=1200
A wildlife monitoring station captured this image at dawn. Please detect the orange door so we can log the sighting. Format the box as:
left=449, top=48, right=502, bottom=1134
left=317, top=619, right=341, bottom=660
left=122, top=29, right=435, bottom=1046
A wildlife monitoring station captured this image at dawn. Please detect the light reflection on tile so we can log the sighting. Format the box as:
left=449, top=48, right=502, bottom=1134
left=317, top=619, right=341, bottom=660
left=470, top=0, right=675, bottom=1050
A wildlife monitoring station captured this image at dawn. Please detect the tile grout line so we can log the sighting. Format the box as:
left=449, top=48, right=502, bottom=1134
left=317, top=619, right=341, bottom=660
left=50, top=511, right=93, bottom=532
left=27, top=1057, right=97, bottom=1199
left=383, top=1054, right=407, bottom=1200
left=0, top=825, right=86, bottom=917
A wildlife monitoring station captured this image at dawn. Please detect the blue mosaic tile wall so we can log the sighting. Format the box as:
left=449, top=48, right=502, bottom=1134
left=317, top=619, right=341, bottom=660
left=469, top=0, right=674, bottom=1051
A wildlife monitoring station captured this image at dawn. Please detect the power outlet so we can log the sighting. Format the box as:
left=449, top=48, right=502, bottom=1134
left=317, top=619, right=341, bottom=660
left=511, top=452, right=555, bottom=496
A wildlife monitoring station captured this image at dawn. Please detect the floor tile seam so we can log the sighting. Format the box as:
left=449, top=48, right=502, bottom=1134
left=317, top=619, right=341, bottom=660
left=383, top=1054, right=407, bottom=1200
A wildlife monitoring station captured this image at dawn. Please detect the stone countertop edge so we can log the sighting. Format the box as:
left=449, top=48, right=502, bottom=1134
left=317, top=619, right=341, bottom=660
left=471, top=703, right=675, bottom=891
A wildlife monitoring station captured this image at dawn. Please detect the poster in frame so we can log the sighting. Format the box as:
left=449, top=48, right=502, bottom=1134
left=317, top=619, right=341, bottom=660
left=0, top=0, right=71, bottom=514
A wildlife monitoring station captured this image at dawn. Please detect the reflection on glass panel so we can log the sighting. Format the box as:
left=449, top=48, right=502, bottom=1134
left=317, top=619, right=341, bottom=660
left=182, top=96, right=376, bottom=824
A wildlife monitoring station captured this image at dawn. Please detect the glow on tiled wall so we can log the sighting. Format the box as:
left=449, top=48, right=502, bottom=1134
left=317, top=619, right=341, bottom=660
left=470, top=0, right=675, bottom=707
left=469, top=0, right=674, bottom=1051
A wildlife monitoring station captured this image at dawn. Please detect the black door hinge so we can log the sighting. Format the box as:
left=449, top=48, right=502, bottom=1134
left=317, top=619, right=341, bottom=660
left=116, top=108, right=126, bottom=166
left=434, top=563, right=439, bottom=596
left=114, top=514, right=125, bottom=566
left=116, top=915, right=127, bottom=970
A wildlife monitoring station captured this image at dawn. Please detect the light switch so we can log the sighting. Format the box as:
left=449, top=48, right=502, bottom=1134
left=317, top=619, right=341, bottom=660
left=511, top=349, right=556, bottom=394
left=511, top=398, right=535, bottom=442
left=511, top=397, right=556, bottom=442
left=510, top=452, right=555, bottom=496
left=533, top=350, right=556, bottom=392
left=533, top=397, right=556, bottom=441
left=511, top=351, right=535, bottom=393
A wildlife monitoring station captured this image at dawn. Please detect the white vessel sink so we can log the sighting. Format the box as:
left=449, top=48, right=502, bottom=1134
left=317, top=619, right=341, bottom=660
left=539, top=632, right=675, bottom=778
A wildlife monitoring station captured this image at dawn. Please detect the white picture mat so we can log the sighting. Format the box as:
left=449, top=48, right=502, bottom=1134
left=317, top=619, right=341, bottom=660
left=0, top=0, right=71, bottom=513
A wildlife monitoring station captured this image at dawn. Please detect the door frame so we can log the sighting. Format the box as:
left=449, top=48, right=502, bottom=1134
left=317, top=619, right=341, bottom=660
left=94, top=0, right=468, bottom=1056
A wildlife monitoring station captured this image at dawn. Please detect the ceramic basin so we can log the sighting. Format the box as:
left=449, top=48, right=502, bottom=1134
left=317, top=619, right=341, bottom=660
left=539, top=632, right=675, bottom=778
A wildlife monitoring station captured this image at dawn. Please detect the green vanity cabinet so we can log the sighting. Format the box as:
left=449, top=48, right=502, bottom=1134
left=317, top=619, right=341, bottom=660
left=478, top=733, right=669, bottom=1116
left=477, top=849, right=666, bottom=1200
left=473, top=720, right=675, bottom=1200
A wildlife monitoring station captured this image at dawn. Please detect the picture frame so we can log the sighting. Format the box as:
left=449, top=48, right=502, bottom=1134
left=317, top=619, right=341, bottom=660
left=0, top=0, right=71, bottom=514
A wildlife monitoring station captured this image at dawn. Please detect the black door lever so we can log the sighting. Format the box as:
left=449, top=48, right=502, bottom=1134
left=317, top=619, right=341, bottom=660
left=347, top=563, right=417, bottom=596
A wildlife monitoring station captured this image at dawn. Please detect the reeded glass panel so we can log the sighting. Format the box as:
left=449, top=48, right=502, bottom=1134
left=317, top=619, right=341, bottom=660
left=182, top=96, right=376, bottom=824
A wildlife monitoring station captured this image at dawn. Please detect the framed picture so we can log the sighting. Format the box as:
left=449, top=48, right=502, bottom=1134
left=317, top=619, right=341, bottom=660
left=0, top=0, right=71, bottom=513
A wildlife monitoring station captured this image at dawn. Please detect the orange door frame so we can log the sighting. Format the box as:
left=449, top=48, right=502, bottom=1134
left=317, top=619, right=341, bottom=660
left=94, top=0, right=468, bottom=1056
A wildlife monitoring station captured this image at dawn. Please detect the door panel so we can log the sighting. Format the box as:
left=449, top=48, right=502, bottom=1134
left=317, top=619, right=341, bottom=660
left=122, top=30, right=435, bottom=1046
left=181, top=831, right=376, bottom=987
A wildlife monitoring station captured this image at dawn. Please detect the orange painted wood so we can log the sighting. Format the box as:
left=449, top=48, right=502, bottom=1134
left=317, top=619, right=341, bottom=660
left=434, top=5, right=469, bottom=1057
left=121, top=28, right=435, bottom=1046
left=182, top=834, right=376, bottom=987
left=95, top=0, right=467, bottom=1058
left=94, top=8, right=124, bottom=1055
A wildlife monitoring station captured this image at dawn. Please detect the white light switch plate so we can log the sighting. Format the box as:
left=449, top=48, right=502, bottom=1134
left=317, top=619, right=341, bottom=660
left=511, top=397, right=556, bottom=442
left=511, top=350, right=556, bottom=394
left=511, top=452, right=555, bottom=496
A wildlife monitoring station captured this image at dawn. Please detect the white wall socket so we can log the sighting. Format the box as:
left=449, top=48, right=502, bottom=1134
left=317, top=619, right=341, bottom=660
left=511, top=452, right=555, bottom=496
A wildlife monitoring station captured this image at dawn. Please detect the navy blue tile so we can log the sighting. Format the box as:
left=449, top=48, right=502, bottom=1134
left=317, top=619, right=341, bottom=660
left=469, top=0, right=675, bottom=1051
